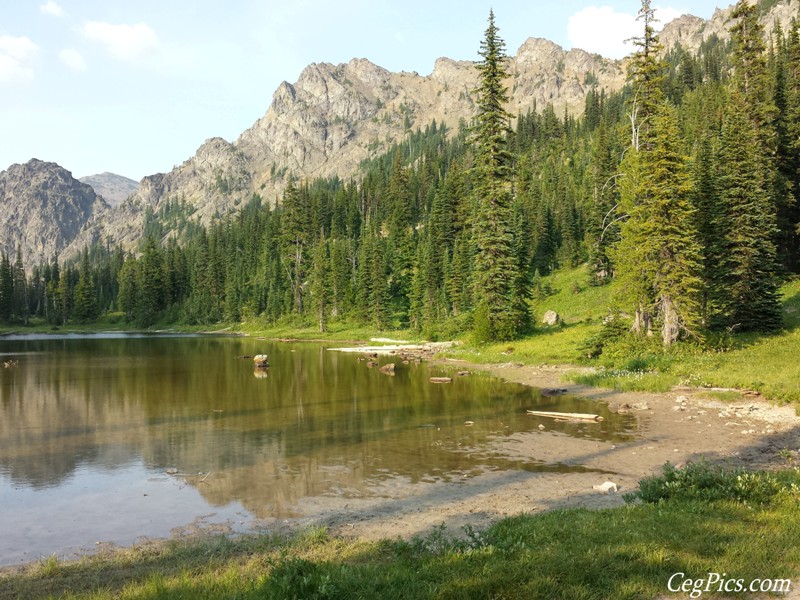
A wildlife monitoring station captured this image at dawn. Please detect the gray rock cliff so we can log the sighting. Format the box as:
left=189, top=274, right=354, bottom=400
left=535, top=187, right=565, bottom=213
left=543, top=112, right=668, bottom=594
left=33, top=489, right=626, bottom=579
left=0, top=159, right=109, bottom=267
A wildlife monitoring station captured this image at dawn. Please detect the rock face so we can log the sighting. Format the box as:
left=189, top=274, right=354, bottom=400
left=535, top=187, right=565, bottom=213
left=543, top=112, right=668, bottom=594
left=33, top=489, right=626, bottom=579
left=658, top=0, right=796, bottom=54
left=0, top=159, right=109, bottom=267
left=14, top=0, right=800, bottom=265
left=79, top=172, right=139, bottom=208
left=65, top=38, right=624, bottom=257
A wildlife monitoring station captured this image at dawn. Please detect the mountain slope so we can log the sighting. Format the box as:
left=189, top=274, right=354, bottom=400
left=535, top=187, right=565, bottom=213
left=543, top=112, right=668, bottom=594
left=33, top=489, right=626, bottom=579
left=66, top=38, right=625, bottom=256
left=0, top=159, right=109, bottom=267
left=79, top=172, right=139, bottom=208
left=12, top=0, right=800, bottom=265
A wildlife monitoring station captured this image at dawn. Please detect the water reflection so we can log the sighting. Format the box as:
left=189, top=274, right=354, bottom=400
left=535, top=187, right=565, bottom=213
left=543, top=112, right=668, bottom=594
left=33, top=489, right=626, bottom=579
left=0, top=334, right=635, bottom=564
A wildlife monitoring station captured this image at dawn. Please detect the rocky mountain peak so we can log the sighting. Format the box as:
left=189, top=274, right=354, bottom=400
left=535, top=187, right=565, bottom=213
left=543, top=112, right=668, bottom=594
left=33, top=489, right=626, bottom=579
left=24, top=0, right=800, bottom=267
left=0, top=159, right=108, bottom=267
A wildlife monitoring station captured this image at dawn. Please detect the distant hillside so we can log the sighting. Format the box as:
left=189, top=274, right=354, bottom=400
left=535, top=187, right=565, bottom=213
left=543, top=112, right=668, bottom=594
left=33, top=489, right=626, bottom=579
left=79, top=172, right=139, bottom=208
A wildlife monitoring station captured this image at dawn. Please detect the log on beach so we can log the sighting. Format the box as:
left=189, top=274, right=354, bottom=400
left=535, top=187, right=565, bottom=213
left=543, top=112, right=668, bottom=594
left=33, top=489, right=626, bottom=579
left=526, top=410, right=604, bottom=422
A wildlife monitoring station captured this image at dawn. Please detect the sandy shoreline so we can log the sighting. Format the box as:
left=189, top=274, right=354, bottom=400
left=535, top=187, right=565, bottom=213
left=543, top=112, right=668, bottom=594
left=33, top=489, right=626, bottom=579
left=279, top=359, right=800, bottom=542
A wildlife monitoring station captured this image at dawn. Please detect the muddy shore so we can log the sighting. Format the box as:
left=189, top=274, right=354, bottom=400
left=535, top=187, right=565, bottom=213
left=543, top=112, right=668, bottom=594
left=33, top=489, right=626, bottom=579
left=279, top=360, right=800, bottom=542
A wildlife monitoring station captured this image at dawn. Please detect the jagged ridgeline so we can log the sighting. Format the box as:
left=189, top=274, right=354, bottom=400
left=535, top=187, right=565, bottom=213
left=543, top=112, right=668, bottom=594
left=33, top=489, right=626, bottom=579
left=2, top=0, right=799, bottom=343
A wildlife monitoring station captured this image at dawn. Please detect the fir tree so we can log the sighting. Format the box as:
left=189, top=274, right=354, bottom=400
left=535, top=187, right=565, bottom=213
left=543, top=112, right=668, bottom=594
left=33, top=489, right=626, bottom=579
left=470, top=10, right=529, bottom=342
left=72, top=250, right=98, bottom=323
left=137, top=237, right=166, bottom=326
left=0, top=254, right=12, bottom=322
left=280, top=180, right=309, bottom=314
left=118, top=259, right=138, bottom=322
left=714, top=91, right=783, bottom=331
left=627, top=0, right=665, bottom=151
left=310, top=236, right=330, bottom=332
left=12, top=247, right=27, bottom=323
left=614, top=105, right=703, bottom=345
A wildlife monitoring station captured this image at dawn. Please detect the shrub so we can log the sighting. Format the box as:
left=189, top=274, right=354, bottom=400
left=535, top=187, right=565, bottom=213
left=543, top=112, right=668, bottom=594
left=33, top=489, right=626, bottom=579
left=626, top=461, right=787, bottom=505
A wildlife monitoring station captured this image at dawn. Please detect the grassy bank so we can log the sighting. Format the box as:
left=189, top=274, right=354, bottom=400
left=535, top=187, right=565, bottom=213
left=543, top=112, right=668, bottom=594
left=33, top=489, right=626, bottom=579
left=443, top=267, right=800, bottom=404
left=3, top=465, right=798, bottom=600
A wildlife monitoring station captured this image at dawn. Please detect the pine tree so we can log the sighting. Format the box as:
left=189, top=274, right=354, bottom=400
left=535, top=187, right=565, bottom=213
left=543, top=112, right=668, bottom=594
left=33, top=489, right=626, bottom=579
left=137, top=237, right=166, bottom=326
left=280, top=180, right=309, bottom=314
left=386, top=151, right=414, bottom=323
left=310, top=236, right=330, bottom=332
left=56, top=264, right=72, bottom=325
left=12, top=247, right=27, bottom=323
left=613, top=3, right=703, bottom=346
left=470, top=10, right=528, bottom=342
left=587, top=119, right=619, bottom=285
left=118, top=258, right=139, bottom=322
left=627, top=0, right=665, bottom=151
left=614, top=105, right=703, bottom=345
left=713, top=91, right=783, bottom=331
left=0, top=254, right=12, bottom=322
left=691, top=134, right=721, bottom=324
left=72, top=250, right=98, bottom=323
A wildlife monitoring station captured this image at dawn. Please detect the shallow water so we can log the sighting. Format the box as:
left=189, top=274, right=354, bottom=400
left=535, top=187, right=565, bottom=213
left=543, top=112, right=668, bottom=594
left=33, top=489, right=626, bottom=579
left=0, top=334, right=635, bottom=565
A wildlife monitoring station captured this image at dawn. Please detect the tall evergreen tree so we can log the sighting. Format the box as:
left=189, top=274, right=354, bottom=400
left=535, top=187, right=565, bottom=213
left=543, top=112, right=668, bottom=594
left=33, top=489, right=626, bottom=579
left=310, top=236, right=330, bottom=332
left=72, top=250, right=98, bottom=323
left=0, top=254, right=12, bottom=322
left=614, top=105, right=703, bottom=345
left=713, top=91, right=783, bottom=331
left=471, top=10, right=529, bottom=342
left=12, top=247, right=27, bottom=323
left=280, top=180, right=310, bottom=314
left=627, top=0, right=665, bottom=151
left=614, top=2, right=703, bottom=345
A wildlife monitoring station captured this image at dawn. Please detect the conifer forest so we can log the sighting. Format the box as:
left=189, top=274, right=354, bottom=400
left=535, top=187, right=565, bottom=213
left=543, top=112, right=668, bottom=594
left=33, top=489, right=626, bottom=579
left=2, top=0, right=799, bottom=351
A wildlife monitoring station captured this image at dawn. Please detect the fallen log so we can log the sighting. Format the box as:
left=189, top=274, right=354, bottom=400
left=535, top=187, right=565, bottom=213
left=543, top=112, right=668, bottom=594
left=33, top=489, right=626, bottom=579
left=429, top=377, right=452, bottom=384
left=526, top=410, right=604, bottom=422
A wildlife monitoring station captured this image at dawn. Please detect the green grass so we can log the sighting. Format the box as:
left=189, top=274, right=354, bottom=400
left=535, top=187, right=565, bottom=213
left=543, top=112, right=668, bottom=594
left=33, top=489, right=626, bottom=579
left=439, top=266, right=800, bottom=404
left=508, top=268, right=800, bottom=404
left=3, top=467, right=799, bottom=600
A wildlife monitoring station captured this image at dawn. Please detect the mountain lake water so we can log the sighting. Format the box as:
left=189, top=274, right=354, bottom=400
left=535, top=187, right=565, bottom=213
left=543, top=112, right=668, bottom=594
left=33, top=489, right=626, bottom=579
left=0, top=333, right=636, bottom=565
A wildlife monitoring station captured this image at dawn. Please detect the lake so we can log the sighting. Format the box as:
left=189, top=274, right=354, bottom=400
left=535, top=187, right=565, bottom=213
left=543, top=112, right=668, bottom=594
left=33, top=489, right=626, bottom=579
left=0, top=333, right=634, bottom=565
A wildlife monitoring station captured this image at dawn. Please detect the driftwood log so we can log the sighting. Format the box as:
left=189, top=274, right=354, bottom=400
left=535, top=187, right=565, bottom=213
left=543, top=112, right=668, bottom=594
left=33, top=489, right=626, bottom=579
left=526, top=410, right=604, bottom=422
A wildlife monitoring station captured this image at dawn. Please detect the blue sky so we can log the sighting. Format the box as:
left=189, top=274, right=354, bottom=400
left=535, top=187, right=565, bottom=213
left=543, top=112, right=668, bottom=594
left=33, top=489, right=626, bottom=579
left=1, top=1, right=726, bottom=180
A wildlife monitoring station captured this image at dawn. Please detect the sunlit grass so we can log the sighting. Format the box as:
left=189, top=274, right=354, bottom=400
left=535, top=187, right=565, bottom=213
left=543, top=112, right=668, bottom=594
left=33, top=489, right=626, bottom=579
left=3, top=470, right=799, bottom=600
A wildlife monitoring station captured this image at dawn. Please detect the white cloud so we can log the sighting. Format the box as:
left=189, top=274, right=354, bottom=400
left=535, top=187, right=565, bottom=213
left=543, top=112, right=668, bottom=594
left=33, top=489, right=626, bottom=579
left=40, top=1, right=65, bottom=17
left=0, top=35, right=39, bottom=83
left=59, top=48, right=87, bottom=71
left=82, top=21, right=158, bottom=62
left=567, top=5, right=688, bottom=59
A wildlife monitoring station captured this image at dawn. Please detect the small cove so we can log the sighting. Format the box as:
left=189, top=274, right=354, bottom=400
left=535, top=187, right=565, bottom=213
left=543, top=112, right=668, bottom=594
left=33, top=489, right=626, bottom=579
left=0, top=334, right=636, bottom=565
